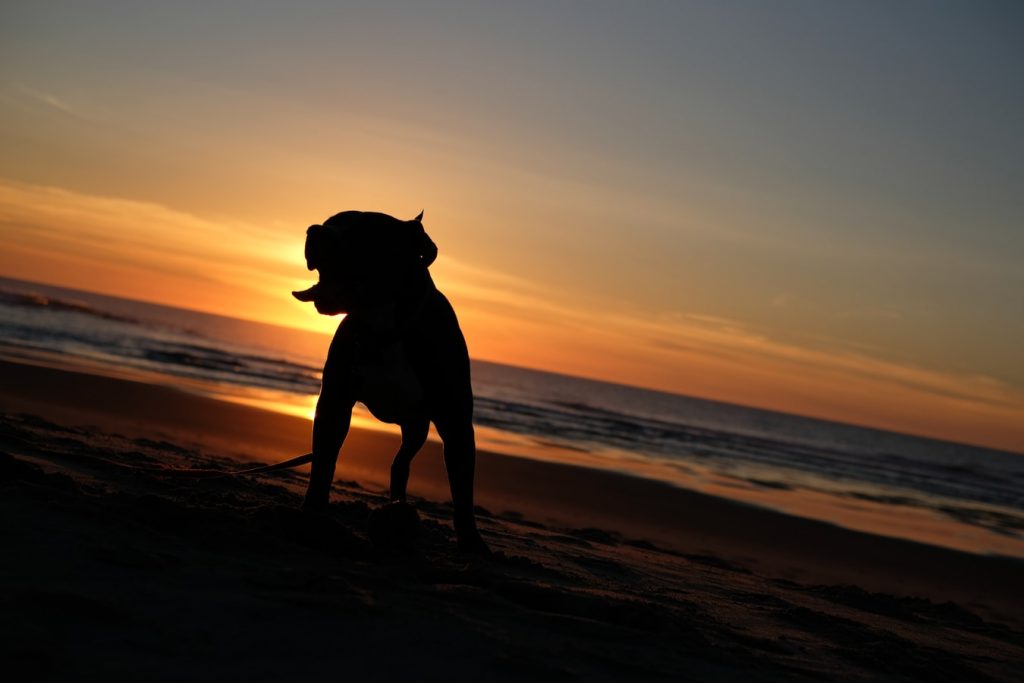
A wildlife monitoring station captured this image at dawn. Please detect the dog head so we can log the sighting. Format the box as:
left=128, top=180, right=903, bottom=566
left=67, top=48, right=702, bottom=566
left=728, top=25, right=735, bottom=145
left=293, top=211, right=432, bottom=316
left=291, top=223, right=360, bottom=315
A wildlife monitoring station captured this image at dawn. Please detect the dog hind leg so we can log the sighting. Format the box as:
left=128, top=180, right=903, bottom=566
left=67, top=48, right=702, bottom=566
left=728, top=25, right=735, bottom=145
left=389, top=418, right=429, bottom=502
left=433, top=414, right=489, bottom=555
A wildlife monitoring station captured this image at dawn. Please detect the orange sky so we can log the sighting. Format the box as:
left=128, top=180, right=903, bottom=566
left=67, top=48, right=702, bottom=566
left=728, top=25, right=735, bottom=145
left=1, top=179, right=1022, bottom=452
left=2, top=4, right=1023, bottom=452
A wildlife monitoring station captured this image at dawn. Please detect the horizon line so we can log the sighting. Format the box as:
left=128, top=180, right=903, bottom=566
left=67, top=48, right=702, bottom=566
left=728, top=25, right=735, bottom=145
left=3, top=272, right=1020, bottom=457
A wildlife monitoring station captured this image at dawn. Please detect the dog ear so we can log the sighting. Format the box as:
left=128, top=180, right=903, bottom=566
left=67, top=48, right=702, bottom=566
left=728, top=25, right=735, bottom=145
left=305, top=225, right=327, bottom=271
left=412, top=211, right=424, bottom=223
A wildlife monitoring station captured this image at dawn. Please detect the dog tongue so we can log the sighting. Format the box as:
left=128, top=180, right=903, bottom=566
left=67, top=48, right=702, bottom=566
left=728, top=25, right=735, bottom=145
left=292, top=284, right=319, bottom=302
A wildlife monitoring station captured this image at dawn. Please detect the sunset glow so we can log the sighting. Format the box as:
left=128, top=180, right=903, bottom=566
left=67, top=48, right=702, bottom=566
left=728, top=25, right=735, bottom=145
left=2, top=3, right=1022, bottom=451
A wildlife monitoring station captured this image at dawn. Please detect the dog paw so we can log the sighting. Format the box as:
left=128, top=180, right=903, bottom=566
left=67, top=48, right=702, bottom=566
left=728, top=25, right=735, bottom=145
left=368, top=501, right=421, bottom=551
left=456, top=530, right=492, bottom=558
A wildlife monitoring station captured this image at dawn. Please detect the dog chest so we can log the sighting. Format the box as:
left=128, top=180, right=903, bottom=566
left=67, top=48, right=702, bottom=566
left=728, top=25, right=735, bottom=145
left=353, top=345, right=424, bottom=424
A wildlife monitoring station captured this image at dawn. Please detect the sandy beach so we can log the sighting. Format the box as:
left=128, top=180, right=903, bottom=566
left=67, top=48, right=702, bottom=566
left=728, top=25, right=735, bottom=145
left=2, top=359, right=1022, bottom=681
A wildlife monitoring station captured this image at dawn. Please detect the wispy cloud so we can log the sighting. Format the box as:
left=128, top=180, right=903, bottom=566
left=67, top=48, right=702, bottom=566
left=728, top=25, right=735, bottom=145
left=16, top=84, right=82, bottom=118
left=831, top=307, right=903, bottom=321
left=0, top=178, right=309, bottom=324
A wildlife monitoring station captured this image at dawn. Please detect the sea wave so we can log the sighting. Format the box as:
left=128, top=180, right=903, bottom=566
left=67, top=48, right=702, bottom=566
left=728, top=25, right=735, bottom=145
left=474, top=395, right=1024, bottom=514
left=138, top=340, right=322, bottom=392
left=0, top=289, right=139, bottom=324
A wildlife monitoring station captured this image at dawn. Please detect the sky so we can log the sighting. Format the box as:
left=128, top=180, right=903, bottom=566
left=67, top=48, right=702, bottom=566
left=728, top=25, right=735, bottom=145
left=1, top=1, right=1023, bottom=451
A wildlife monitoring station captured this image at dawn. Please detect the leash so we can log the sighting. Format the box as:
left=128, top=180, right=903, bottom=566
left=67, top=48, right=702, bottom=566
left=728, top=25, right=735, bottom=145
left=135, top=452, right=315, bottom=478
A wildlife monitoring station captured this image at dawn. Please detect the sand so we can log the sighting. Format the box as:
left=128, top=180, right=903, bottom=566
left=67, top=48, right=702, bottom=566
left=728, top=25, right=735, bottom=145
left=1, top=359, right=1022, bottom=681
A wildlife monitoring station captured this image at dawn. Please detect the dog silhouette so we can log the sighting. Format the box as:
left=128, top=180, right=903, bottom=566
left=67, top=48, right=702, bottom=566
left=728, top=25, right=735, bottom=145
left=294, top=210, right=487, bottom=554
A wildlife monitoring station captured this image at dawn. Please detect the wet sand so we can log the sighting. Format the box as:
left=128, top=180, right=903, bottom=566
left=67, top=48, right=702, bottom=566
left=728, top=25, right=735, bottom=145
left=1, top=359, right=1022, bottom=680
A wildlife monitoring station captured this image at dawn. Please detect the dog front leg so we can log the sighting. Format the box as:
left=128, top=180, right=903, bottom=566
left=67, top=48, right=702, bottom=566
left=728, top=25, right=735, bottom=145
left=302, top=394, right=353, bottom=512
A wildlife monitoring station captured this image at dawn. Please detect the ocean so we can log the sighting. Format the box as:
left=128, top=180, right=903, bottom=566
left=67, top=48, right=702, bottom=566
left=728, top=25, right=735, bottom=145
left=1, top=275, right=1022, bottom=558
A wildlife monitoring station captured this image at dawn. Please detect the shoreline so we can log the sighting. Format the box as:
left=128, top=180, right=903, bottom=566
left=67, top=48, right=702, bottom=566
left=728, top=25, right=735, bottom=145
left=1, top=358, right=1021, bottom=613
left=7, top=338, right=1021, bottom=562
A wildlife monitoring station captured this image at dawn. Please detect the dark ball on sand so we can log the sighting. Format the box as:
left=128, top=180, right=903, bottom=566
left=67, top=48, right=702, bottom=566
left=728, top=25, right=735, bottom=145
left=368, top=501, right=421, bottom=550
